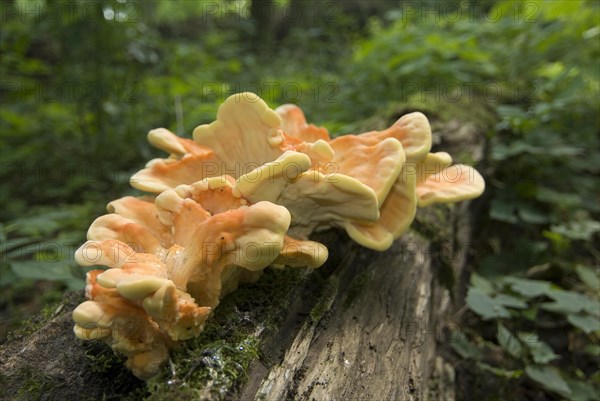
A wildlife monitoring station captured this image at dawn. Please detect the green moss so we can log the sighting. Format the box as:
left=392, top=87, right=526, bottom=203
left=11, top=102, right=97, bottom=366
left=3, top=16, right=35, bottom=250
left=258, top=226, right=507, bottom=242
left=436, top=258, right=456, bottom=294
left=84, top=343, right=127, bottom=374
left=412, top=204, right=453, bottom=243
left=138, top=267, right=310, bottom=401
left=5, top=300, right=63, bottom=342
left=343, top=271, right=372, bottom=309
left=310, top=276, right=339, bottom=323
left=2, top=267, right=318, bottom=400
left=120, top=387, right=154, bottom=401
left=4, top=291, right=86, bottom=344
left=14, top=367, right=54, bottom=401
left=412, top=205, right=457, bottom=293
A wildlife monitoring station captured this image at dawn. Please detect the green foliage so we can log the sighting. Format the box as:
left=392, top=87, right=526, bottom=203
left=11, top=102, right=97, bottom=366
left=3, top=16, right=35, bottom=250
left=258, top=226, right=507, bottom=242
left=525, top=365, right=572, bottom=398
left=333, top=2, right=600, bottom=398
left=1, top=0, right=598, bottom=399
left=0, top=203, right=102, bottom=340
left=459, top=271, right=599, bottom=400
left=1, top=206, right=92, bottom=289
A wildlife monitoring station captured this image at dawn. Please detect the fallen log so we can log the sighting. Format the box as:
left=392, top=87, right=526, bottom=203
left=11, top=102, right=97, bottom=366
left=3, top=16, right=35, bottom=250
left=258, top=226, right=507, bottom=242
left=0, top=117, right=483, bottom=401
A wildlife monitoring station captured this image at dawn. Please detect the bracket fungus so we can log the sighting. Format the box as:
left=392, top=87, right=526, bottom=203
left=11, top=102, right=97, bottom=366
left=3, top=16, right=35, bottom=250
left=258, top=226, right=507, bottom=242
left=275, top=103, right=484, bottom=250
left=73, top=92, right=484, bottom=379
left=73, top=178, right=325, bottom=379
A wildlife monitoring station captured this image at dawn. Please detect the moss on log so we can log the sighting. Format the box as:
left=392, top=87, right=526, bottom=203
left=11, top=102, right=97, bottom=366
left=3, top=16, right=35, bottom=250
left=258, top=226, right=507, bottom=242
left=0, top=218, right=466, bottom=401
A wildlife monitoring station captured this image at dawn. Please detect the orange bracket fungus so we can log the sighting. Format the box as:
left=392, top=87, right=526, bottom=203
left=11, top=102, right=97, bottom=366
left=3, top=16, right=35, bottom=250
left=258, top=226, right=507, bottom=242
left=73, top=92, right=484, bottom=379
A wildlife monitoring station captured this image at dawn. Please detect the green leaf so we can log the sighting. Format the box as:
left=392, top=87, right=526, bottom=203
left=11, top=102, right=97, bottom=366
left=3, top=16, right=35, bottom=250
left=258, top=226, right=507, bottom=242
left=522, top=306, right=538, bottom=321
left=546, top=146, right=584, bottom=157
left=5, top=210, right=78, bottom=237
left=0, top=263, right=18, bottom=287
left=567, top=314, right=600, bottom=334
left=4, top=240, right=64, bottom=260
left=449, top=331, right=483, bottom=361
left=575, top=265, right=600, bottom=291
left=550, top=221, right=600, bottom=241
left=542, top=289, right=599, bottom=315
left=10, top=261, right=84, bottom=290
left=583, top=344, right=600, bottom=356
left=470, top=273, right=495, bottom=295
left=517, top=204, right=550, bottom=224
left=564, top=379, right=598, bottom=401
left=501, top=277, right=551, bottom=298
left=477, top=362, right=523, bottom=379
left=497, top=323, right=523, bottom=358
left=525, top=365, right=571, bottom=397
left=491, top=141, right=541, bottom=160
left=480, top=242, right=548, bottom=279
left=496, top=294, right=528, bottom=309
left=490, top=199, right=518, bottom=224
left=466, top=287, right=510, bottom=319
left=0, top=236, right=34, bottom=250
left=543, top=230, right=571, bottom=253
left=530, top=342, right=560, bottom=364
left=519, top=333, right=559, bottom=364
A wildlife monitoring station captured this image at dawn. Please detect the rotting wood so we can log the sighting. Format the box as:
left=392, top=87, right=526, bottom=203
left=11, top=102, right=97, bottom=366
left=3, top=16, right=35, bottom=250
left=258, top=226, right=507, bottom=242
left=239, top=229, right=458, bottom=401
left=0, top=222, right=463, bottom=401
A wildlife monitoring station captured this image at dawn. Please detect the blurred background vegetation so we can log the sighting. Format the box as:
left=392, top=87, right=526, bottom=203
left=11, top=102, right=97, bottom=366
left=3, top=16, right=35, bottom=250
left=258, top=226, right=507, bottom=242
left=0, top=0, right=598, bottom=399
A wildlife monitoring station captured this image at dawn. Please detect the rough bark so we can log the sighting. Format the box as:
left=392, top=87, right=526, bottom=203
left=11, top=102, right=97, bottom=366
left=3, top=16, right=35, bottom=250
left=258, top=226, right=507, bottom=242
left=0, top=292, right=146, bottom=401
left=242, top=231, right=455, bottom=401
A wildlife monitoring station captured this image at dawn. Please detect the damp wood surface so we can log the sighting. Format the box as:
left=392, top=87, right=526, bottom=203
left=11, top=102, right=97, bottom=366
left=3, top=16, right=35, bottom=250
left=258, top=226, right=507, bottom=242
left=241, top=232, right=449, bottom=401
